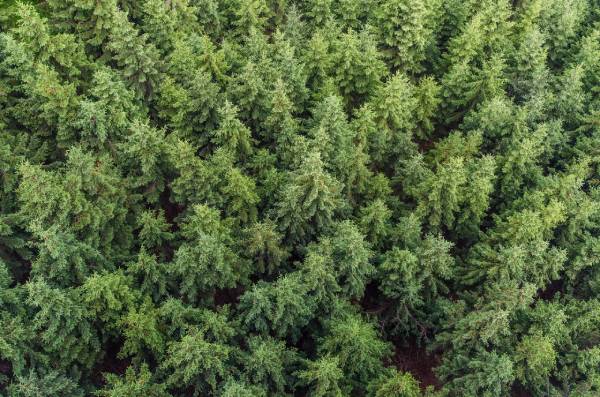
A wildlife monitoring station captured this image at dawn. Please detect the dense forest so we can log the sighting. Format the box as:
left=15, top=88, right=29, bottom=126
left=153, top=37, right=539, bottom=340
left=0, top=0, right=600, bottom=396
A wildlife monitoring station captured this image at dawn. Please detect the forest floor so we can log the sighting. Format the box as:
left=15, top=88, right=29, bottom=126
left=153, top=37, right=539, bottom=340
left=393, top=340, right=441, bottom=390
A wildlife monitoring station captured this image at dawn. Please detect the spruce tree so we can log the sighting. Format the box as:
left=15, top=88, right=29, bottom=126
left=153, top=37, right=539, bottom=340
left=275, top=151, right=342, bottom=243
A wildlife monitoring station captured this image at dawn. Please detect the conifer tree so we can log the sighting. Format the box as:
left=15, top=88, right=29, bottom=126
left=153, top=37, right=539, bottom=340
left=314, top=221, right=373, bottom=299
left=118, top=298, right=165, bottom=359
left=369, top=73, right=419, bottom=163
left=107, top=10, right=161, bottom=99
left=171, top=204, right=246, bottom=304
left=121, top=121, right=169, bottom=203
left=80, top=270, right=138, bottom=332
left=242, top=336, right=296, bottom=393
left=275, top=151, right=342, bottom=243
left=232, top=0, right=270, bottom=36
left=308, top=95, right=370, bottom=196
left=17, top=147, right=132, bottom=260
left=299, top=246, right=340, bottom=309
left=26, top=280, right=100, bottom=370
left=319, top=311, right=390, bottom=387
left=162, top=327, right=231, bottom=395
left=367, top=369, right=421, bottom=397
left=332, top=29, right=386, bottom=106
left=8, top=369, right=84, bottom=397
left=220, top=380, right=268, bottom=397
left=238, top=272, right=315, bottom=340
left=358, top=199, right=392, bottom=250
left=127, top=249, right=168, bottom=302
left=243, top=220, right=289, bottom=275
left=264, top=79, right=299, bottom=147
left=157, top=71, right=220, bottom=143
left=97, top=364, right=170, bottom=397
left=212, top=101, right=254, bottom=158
left=373, top=0, right=431, bottom=73
left=296, top=355, right=345, bottom=397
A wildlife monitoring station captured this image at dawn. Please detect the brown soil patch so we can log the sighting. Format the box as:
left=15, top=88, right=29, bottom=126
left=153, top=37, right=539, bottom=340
left=393, top=341, right=442, bottom=390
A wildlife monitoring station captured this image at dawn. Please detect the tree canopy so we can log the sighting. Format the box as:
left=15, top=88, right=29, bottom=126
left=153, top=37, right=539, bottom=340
left=0, top=0, right=599, bottom=396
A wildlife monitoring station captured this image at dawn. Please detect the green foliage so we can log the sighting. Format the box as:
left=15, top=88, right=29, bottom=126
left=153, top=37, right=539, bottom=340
left=367, top=369, right=422, bottom=397
left=313, top=220, right=374, bottom=299
left=514, top=334, right=557, bottom=391
left=275, top=151, right=342, bottom=243
left=332, top=29, right=386, bottom=106
left=373, top=0, right=431, bottom=73
left=220, top=380, right=268, bottom=397
left=171, top=204, right=246, bottom=304
left=26, top=280, right=100, bottom=370
left=446, top=350, right=515, bottom=397
left=243, top=220, right=289, bottom=274
left=242, top=336, right=296, bottom=393
left=358, top=199, right=392, bottom=249
left=377, top=233, right=455, bottom=336
left=212, top=101, right=254, bottom=158
left=106, top=9, right=161, bottom=99
left=239, top=272, right=315, bottom=340
left=97, top=364, right=170, bottom=397
left=121, top=122, right=169, bottom=203
left=8, top=369, right=83, bottom=397
left=162, top=328, right=231, bottom=394
left=1, top=1, right=600, bottom=395
left=137, top=210, right=173, bottom=251
left=401, top=131, right=496, bottom=233
left=319, top=311, right=391, bottom=386
left=157, top=72, right=220, bottom=143
left=296, top=355, right=345, bottom=397
left=80, top=271, right=138, bottom=330
left=118, top=299, right=164, bottom=359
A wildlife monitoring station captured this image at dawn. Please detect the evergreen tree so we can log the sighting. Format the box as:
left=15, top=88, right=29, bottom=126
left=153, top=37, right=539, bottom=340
left=162, top=327, right=231, bottom=395
left=367, top=369, right=422, bottom=397
left=243, top=220, right=289, bottom=275
left=26, top=280, right=100, bottom=370
left=80, top=270, right=138, bottom=332
left=97, top=364, right=170, bottom=397
left=157, top=71, right=220, bottom=143
left=238, top=272, right=315, bottom=340
left=368, top=73, right=419, bottom=163
left=8, top=369, right=84, bottom=397
left=220, top=380, right=268, bottom=397
left=308, top=95, right=371, bottom=198
left=171, top=204, right=246, bottom=304
left=373, top=0, right=431, bottom=73
left=332, top=29, right=386, bottom=106
left=212, top=101, right=254, bottom=158
left=314, top=221, right=374, bottom=299
left=242, top=336, right=296, bottom=393
left=118, top=298, right=165, bottom=359
left=106, top=9, right=161, bottom=99
left=296, top=355, right=345, bottom=397
left=17, top=147, right=132, bottom=261
left=319, top=310, right=391, bottom=387
left=127, top=249, right=168, bottom=302
left=121, top=121, right=169, bottom=204
left=358, top=199, right=392, bottom=250
left=275, top=151, right=343, bottom=243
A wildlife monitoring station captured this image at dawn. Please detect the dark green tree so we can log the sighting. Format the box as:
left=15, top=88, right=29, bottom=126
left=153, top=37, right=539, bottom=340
left=171, top=204, right=246, bottom=304
left=319, top=310, right=391, bottom=387
left=162, top=327, right=231, bottom=395
left=296, top=355, right=345, bottom=397
left=275, top=151, right=343, bottom=243
left=97, top=364, right=170, bottom=397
